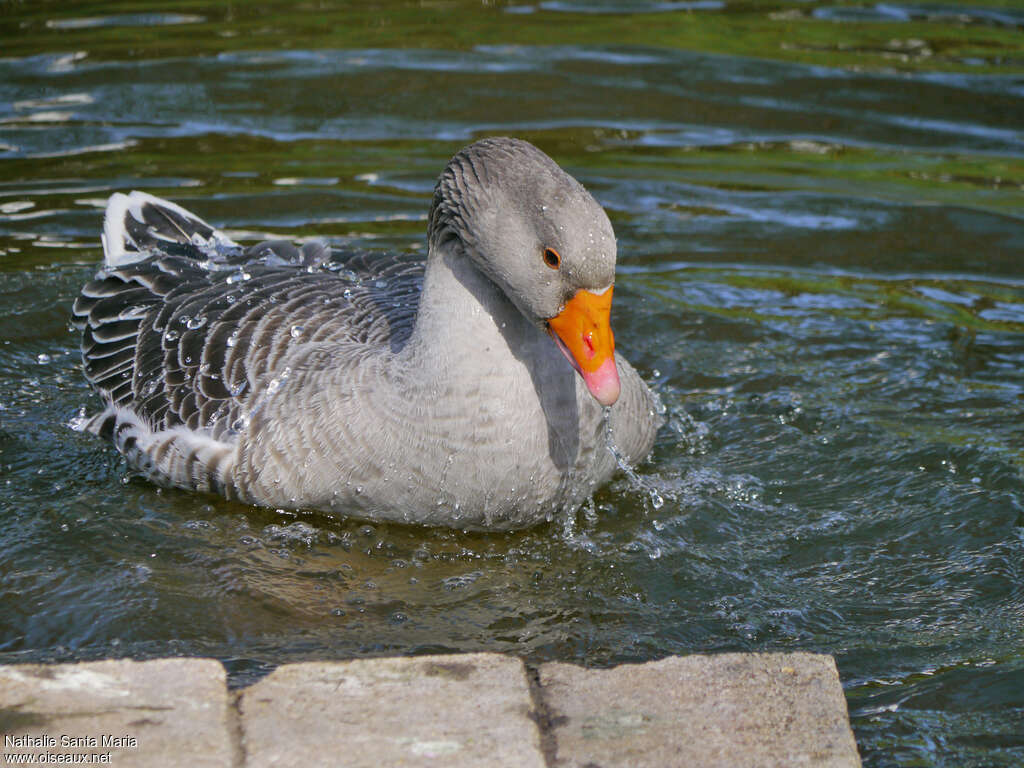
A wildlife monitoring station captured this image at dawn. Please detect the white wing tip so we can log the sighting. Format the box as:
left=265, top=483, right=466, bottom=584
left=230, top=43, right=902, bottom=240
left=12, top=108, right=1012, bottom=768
left=101, top=191, right=232, bottom=267
left=102, top=191, right=159, bottom=267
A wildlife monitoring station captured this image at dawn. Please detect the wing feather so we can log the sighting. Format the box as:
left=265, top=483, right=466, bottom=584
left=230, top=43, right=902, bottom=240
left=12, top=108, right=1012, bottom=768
left=77, top=238, right=424, bottom=441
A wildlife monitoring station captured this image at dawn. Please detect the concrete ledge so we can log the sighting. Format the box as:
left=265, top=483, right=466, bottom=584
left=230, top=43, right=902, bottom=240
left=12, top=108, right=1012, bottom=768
left=537, top=652, right=860, bottom=768
left=239, top=653, right=544, bottom=768
left=0, top=658, right=234, bottom=767
left=0, top=653, right=860, bottom=767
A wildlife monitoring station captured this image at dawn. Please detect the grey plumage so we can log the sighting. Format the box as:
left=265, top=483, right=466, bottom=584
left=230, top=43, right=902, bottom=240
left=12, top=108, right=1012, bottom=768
left=73, top=138, right=660, bottom=529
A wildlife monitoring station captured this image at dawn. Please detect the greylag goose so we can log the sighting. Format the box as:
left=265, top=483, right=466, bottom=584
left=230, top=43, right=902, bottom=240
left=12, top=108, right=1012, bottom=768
left=73, top=138, right=660, bottom=529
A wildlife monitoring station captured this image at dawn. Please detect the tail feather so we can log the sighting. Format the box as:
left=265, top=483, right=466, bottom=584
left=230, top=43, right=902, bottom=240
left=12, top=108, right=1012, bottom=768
left=89, top=404, right=237, bottom=496
left=102, top=191, right=240, bottom=267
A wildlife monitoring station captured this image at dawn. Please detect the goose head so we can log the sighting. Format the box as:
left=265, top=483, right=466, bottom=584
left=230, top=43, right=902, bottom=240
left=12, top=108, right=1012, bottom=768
left=428, top=137, right=621, bottom=406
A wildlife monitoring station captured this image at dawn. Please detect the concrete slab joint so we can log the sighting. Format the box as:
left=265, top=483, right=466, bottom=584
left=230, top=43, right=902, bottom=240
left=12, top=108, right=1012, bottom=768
left=0, top=652, right=860, bottom=768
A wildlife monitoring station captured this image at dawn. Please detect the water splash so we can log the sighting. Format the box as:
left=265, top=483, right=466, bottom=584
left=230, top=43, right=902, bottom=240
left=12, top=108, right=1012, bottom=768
left=67, top=405, right=89, bottom=432
left=603, top=407, right=666, bottom=511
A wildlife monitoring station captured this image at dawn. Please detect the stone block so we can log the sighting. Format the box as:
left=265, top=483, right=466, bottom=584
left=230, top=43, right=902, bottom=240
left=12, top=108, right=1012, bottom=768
left=239, top=652, right=545, bottom=768
left=537, top=652, right=861, bottom=768
left=0, top=658, right=233, bottom=767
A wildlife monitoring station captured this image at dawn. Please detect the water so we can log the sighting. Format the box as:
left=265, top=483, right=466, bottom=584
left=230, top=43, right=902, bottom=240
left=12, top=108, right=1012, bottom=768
left=2, top=2, right=1023, bottom=765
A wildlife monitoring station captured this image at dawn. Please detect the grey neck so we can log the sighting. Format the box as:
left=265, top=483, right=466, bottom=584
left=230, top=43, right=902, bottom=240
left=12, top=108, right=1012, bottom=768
left=397, top=239, right=584, bottom=472
left=402, top=240, right=537, bottom=374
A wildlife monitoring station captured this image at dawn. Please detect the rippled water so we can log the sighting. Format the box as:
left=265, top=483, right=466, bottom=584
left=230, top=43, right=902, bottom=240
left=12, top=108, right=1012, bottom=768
left=2, top=2, right=1023, bottom=765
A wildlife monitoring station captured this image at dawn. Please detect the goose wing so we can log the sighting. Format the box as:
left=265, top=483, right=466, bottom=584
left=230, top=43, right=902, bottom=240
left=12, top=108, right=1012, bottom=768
left=74, top=193, right=423, bottom=440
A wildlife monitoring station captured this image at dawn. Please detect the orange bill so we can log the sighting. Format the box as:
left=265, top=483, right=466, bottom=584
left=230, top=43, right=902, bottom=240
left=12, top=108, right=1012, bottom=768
left=546, top=287, right=621, bottom=406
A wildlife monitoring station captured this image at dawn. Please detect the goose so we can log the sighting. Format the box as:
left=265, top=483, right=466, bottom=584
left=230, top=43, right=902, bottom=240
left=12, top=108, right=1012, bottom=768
left=73, top=138, right=660, bottom=529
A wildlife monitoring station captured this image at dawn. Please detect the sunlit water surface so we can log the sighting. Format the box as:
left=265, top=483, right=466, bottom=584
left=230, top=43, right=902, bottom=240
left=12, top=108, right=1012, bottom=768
left=1, top=2, right=1023, bottom=766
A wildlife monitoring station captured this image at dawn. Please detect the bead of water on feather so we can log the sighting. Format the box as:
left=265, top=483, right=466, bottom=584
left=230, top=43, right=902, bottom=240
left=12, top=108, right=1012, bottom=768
left=121, top=305, right=148, bottom=319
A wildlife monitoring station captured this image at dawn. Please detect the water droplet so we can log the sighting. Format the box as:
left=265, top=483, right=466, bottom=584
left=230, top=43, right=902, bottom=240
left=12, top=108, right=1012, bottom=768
left=36, top=353, right=51, bottom=364
left=67, top=405, right=89, bottom=432
left=225, top=331, right=238, bottom=347
left=163, top=329, right=179, bottom=342
left=290, top=325, right=304, bottom=339
left=121, top=305, right=148, bottom=319
left=226, top=270, right=251, bottom=284
left=186, top=315, right=208, bottom=330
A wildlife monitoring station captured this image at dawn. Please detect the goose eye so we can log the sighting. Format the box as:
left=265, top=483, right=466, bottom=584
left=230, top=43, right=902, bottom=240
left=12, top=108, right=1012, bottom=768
left=542, top=247, right=561, bottom=270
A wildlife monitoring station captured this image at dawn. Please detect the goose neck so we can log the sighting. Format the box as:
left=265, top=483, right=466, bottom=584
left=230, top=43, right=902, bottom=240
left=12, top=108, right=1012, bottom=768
left=406, top=241, right=530, bottom=366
